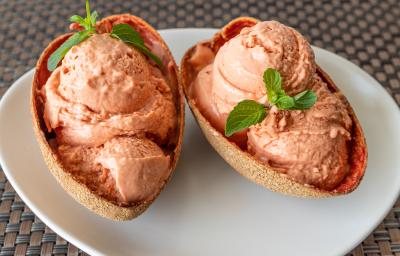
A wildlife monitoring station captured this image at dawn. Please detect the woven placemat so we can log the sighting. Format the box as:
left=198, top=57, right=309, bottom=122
left=0, top=0, right=399, bottom=255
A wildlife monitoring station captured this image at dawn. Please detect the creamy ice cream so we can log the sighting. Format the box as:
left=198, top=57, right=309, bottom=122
left=42, top=33, right=176, bottom=204
left=212, top=21, right=315, bottom=114
left=97, top=137, right=170, bottom=202
left=190, top=21, right=353, bottom=190
left=43, top=34, right=176, bottom=147
left=192, top=21, right=315, bottom=146
left=192, top=21, right=315, bottom=116
left=57, top=136, right=170, bottom=203
left=247, top=76, right=352, bottom=190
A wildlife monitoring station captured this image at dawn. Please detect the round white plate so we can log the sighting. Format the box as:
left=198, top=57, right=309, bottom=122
left=0, top=29, right=400, bottom=256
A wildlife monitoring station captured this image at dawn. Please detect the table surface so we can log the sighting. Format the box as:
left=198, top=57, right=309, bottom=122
left=0, top=0, right=399, bottom=255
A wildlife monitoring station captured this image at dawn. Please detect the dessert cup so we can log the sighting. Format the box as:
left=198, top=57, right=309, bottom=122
left=32, top=14, right=184, bottom=220
left=180, top=17, right=367, bottom=197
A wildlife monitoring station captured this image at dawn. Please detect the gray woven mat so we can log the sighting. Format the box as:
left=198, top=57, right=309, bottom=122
left=0, top=0, right=399, bottom=255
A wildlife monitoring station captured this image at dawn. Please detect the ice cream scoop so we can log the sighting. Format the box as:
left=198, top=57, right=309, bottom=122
left=42, top=34, right=176, bottom=147
left=247, top=75, right=353, bottom=190
left=96, top=137, right=170, bottom=202
left=191, top=21, right=316, bottom=146
left=212, top=21, right=315, bottom=115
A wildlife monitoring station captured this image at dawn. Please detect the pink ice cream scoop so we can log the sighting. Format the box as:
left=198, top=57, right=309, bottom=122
left=96, top=137, right=170, bottom=202
left=193, top=21, right=315, bottom=117
left=43, top=34, right=176, bottom=147
left=191, top=21, right=315, bottom=145
left=212, top=21, right=315, bottom=115
left=247, top=76, right=353, bottom=190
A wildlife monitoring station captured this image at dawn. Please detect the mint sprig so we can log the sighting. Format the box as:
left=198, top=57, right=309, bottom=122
left=110, top=24, right=163, bottom=68
left=47, top=0, right=97, bottom=71
left=263, top=68, right=283, bottom=103
left=225, top=68, right=317, bottom=136
left=264, top=69, right=317, bottom=110
left=225, top=100, right=267, bottom=137
left=47, top=0, right=163, bottom=72
left=69, top=0, right=97, bottom=32
left=291, top=90, right=317, bottom=109
left=47, top=31, right=91, bottom=72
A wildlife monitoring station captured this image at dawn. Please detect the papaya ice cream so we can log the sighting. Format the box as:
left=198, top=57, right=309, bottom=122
left=41, top=33, right=177, bottom=204
left=190, top=21, right=353, bottom=190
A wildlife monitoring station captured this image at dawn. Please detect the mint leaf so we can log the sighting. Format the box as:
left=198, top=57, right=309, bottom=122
left=224, top=68, right=318, bottom=136
left=292, top=90, right=317, bottom=109
left=133, top=43, right=163, bottom=67
left=225, top=100, right=267, bottom=137
left=90, top=11, right=98, bottom=26
left=263, top=68, right=282, bottom=92
left=275, top=95, right=295, bottom=109
left=263, top=68, right=282, bottom=104
left=47, top=30, right=91, bottom=71
left=262, top=68, right=316, bottom=110
left=111, top=24, right=144, bottom=45
left=274, top=91, right=316, bottom=110
left=110, top=24, right=163, bottom=68
left=70, top=15, right=88, bottom=29
left=47, top=0, right=98, bottom=71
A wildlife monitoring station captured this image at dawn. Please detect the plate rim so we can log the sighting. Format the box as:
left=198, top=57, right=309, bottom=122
left=0, top=28, right=399, bottom=256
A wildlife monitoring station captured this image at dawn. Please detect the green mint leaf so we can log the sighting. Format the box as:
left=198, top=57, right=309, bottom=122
left=110, top=24, right=144, bottom=45
left=268, top=91, right=278, bottom=104
left=275, top=95, right=295, bottom=110
left=263, top=68, right=282, bottom=104
left=292, top=90, right=317, bottom=109
left=132, top=43, right=163, bottom=67
left=90, top=11, right=98, bottom=26
left=293, top=90, right=309, bottom=101
left=69, top=15, right=88, bottom=29
left=262, top=68, right=317, bottom=110
left=225, top=100, right=267, bottom=137
left=110, top=24, right=163, bottom=68
left=47, top=30, right=91, bottom=71
left=48, top=0, right=98, bottom=72
left=222, top=68, right=318, bottom=138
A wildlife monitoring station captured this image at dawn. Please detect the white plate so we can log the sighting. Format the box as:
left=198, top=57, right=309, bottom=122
left=0, top=28, right=400, bottom=256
